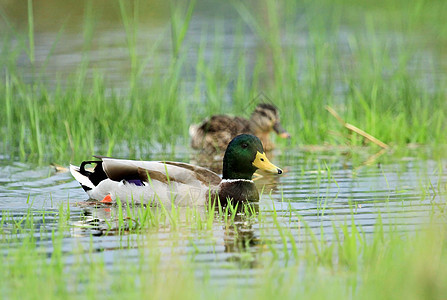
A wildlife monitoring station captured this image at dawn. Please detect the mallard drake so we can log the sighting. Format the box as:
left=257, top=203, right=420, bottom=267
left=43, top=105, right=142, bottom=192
left=189, top=103, right=290, bottom=152
left=70, top=134, right=282, bottom=206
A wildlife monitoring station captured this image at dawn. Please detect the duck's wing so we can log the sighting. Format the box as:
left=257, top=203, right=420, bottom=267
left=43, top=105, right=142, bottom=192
left=100, top=158, right=221, bottom=187
left=190, top=115, right=251, bottom=150
left=162, top=161, right=222, bottom=186
left=201, top=115, right=250, bottom=135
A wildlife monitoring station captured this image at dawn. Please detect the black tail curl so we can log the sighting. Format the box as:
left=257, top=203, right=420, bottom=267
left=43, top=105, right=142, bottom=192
left=80, top=160, right=108, bottom=187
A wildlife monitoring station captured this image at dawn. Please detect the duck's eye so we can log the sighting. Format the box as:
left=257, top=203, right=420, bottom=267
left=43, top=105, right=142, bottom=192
left=260, top=158, right=265, bottom=161
left=242, top=143, right=248, bottom=148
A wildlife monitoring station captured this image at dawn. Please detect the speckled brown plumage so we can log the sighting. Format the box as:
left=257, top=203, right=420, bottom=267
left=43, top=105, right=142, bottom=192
left=189, top=103, right=290, bottom=152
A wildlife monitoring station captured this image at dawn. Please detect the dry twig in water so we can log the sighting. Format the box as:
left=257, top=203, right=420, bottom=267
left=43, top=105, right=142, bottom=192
left=325, top=106, right=389, bottom=149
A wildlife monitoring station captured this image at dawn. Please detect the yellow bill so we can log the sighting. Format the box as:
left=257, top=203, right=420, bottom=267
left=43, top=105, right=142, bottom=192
left=252, top=152, right=283, bottom=174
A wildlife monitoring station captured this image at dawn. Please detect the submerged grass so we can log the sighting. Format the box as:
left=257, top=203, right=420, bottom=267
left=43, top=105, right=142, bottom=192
left=1, top=199, right=447, bottom=299
left=0, top=0, right=446, bottom=163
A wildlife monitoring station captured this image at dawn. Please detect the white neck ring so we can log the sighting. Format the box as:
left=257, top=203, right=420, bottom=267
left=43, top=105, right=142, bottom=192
left=220, top=179, right=254, bottom=184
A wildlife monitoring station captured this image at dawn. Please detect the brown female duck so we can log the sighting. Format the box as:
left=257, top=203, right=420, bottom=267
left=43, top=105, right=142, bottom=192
left=189, top=103, right=290, bottom=152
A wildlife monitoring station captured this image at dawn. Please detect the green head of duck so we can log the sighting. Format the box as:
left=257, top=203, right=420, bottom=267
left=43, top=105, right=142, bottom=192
left=222, top=134, right=282, bottom=180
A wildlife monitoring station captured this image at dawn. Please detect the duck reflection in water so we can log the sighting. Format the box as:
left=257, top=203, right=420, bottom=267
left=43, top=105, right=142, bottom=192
left=73, top=201, right=263, bottom=268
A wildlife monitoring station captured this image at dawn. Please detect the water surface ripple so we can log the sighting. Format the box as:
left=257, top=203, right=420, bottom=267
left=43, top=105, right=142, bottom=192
left=0, top=151, right=446, bottom=281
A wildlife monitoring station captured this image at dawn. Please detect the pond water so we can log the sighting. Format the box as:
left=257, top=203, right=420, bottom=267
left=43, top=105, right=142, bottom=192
left=1, top=0, right=447, bottom=288
left=1, top=149, right=446, bottom=282
left=2, top=0, right=446, bottom=92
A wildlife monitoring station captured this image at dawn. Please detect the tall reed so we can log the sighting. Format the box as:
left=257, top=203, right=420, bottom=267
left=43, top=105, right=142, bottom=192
left=0, top=0, right=446, bottom=163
